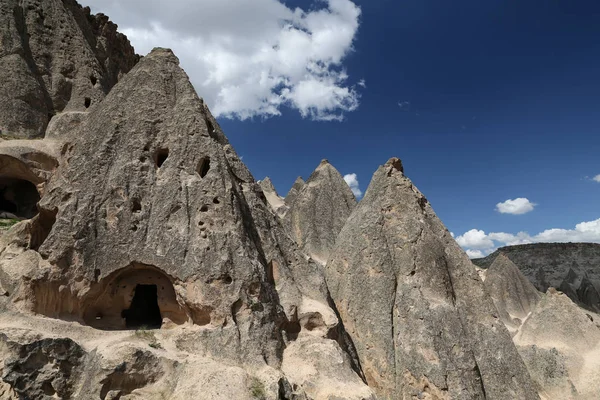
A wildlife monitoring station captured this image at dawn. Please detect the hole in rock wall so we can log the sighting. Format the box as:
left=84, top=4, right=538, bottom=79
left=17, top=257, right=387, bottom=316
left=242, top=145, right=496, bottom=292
left=84, top=97, right=91, bottom=108
left=77, top=264, right=188, bottom=330
left=122, top=285, right=162, bottom=329
left=197, top=157, right=210, bottom=178
left=154, top=149, right=169, bottom=168
left=90, top=75, right=97, bottom=86
left=0, top=178, right=40, bottom=219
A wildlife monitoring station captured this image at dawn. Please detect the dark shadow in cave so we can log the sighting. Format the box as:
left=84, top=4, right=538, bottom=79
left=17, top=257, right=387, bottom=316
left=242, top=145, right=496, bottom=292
left=122, top=284, right=162, bottom=329
left=0, top=177, right=40, bottom=219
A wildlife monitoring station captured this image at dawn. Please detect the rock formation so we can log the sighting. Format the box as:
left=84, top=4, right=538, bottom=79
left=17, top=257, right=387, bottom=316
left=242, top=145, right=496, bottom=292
left=476, top=247, right=600, bottom=399
left=259, top=177, right=288, bottom=218
left=326, top=158, right=538, bottom=399
left=514, top=289, right=600, bottom=399
left=285, top=176, right=305, bottom=206
left=284, top=160, right=356, bottom=264
left=482, top=254, right=541, bottom=333
left=0, top=0, right=138, bottom=139
left=0, top=46, right=374, bottom=399
left=3, top=1, right=595, bottom=398
left=473, top=243, right=600, bottom=312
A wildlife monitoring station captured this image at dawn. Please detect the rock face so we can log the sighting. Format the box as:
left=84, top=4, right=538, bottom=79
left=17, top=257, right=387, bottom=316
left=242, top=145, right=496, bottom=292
left=514, top=289, right=600, bottom=399
left=326, top=158, right=538, bottom=400
left=482, top=254, right=541, bottom=333
left=259, top=177, right=288, bottom=218
left=473, top=243, right=600, bottom=312
left=477, top=247, right=600, bottom=399
left=285, top=176, right=305, bottom=206
left=0, top=0, right=138, bottom=139
left=284, top=160, right=356, bottom=264
left=0, top=45, right=373, bottom=399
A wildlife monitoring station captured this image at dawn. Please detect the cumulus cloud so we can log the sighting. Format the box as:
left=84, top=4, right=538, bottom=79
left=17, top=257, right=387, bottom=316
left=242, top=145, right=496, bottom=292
left=457, top=217, right=600, bottom=258
left=594, top=175, right=600, bottom=183
left=85, top=0, right=362, bottom=121
left=495, top=198, right=536, bottom=215
left=343, top=173, right=362, bottom=198
left=455, top=229, right=495, bottom=249
left=466, top=249, right=485, bottom=259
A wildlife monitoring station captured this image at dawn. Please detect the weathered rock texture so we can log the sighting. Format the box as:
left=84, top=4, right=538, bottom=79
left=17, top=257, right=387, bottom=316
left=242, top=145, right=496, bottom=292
left=326, top=158, right=538, bottom=400
left=474, top=243, right=600, bottom=312
left=285, top=176, right=305, bottom=206
left=477, top=247, right=600, bottom=399
left=482, top=254, right=541, bottom=333
left=0, top=46, right=373, bottom=399
left=284, top=161, right=356, bottom=264
left=0, top=0, right=138, bottom=139
left=514, top=290, right=600, bottom=399
left=259, top=177, right=288, bottom=218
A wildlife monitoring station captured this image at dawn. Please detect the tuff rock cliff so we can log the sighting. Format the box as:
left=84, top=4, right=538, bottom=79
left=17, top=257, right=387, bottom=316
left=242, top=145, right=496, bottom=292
left=0, top=48, right=374, bottom=400
left=479, top=257, right=600, bottom=399
left=473, top=243, right=600, bottom=312
left=0, top=0, right=138, bottom=139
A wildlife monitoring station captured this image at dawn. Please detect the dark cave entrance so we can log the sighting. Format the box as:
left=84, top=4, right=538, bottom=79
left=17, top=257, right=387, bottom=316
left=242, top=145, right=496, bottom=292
left=0, top=178, right=40, bottom=219
left=122, top=284, right=162, bottom=329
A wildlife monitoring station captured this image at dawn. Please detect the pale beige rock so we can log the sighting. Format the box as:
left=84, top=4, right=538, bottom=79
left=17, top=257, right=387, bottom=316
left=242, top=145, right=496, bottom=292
left=284, top=160, right=356, bottom=264
left=327, top=158, right=539, bottom=400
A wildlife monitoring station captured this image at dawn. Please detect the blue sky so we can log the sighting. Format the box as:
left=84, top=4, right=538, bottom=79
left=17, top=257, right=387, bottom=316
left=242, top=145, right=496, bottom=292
left=88, top=0, right=600, bottom=257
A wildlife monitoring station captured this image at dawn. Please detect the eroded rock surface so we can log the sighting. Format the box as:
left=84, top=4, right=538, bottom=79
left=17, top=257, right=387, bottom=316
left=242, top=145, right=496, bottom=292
left=473, top=243, right=600, bottom=312
left=0, top=0, right=138, bottom=139
left=483, top=254, right=541, bottom=333
left=284, top=160, right=356, bottom=264
left=285, top=176, right=305, bottom=206
left=326, top=158, right=538, bottom=400
left=0, top=45, right=372, bottom=399
left=259, top=177, right=289, bottom=218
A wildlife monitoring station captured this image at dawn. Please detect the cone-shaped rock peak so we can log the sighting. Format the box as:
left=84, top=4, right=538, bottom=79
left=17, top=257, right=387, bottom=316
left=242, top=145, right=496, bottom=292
left=284, top=160, right=356, bottom=264
left=484, top=253, right=541, bottom=332
left=326, top=157, right=538, bottom=399
left=285, top=176, right=305, bottom=205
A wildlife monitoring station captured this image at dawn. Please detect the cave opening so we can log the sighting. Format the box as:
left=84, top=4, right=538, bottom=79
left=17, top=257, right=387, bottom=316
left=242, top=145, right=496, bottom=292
left=122, top=284, right=162, bottom=329
left=0, top=178, right=40, bottom=219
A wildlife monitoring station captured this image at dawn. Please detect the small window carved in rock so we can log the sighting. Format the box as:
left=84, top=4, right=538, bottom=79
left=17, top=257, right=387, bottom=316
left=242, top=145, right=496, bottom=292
left=213, top=197, right=220, bottom=204
left=197, top=157, right=210, bottom=178
left=90, top=75, right=97, bottom=86
left=131, top=199, right=142, bottom=213
left=84, top=97, right=91, bottom=108
left=154, top=148, right=169, bottom=168
left=200, top=205, right=209, bottom=212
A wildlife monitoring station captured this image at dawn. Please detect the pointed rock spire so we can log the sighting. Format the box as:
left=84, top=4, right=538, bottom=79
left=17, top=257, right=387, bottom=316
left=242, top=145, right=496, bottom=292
left=6, top=46, right=373, bottom=398
left=259, top=177, right=288, bottom=217
left=284, top=161, right=356, bottom=263
left=285, top=176, right=305, bottom=205
left=484, top=253, right=541, bottom=331
left=326, top=157, right=538, bottom=399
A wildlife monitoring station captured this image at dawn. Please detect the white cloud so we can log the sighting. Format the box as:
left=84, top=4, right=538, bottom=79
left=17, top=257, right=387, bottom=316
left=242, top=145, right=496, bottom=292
left=343, top=173, right=362, bottom=198
left=593, top=175, right=600, bottom=183
left=457, top=217, right=600, bottom=258
left=455, top=229, right=495, bottom=249
left=466, top=249, right=485, bottom=259
left=495, top=198, right=536, bottom=215
left=85, top=0, right=362, bottom=121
